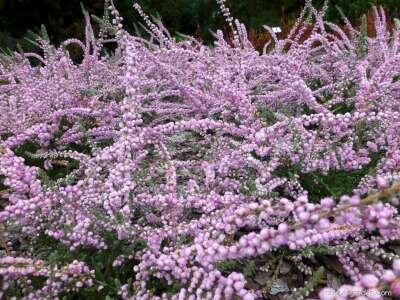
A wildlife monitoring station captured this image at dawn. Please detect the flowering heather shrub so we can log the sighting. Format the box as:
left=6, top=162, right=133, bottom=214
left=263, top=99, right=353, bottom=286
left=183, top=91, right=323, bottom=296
left=1, top=0, right=400, bottom=299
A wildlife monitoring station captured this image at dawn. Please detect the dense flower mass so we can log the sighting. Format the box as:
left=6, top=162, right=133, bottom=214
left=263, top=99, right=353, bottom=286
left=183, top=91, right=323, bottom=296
left=1, top=0, right=400, bottom=299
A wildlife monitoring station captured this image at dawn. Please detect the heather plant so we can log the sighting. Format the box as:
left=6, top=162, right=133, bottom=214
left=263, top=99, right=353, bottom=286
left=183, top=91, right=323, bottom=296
left=1, top=0, right=400, bottom=299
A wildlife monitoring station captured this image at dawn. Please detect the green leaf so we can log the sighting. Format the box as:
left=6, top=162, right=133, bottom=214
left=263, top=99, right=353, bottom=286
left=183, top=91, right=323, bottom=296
left=41, top=24, right=50, bottom=41
left=288, top=266, right=325, bottom=300
left=114, top=278, right=121, bottom=289
left=243, top=260, right=257, bottom=277
left=49, top=251, right=58, bottom=270
left=356, top=14, right=368, bottom=58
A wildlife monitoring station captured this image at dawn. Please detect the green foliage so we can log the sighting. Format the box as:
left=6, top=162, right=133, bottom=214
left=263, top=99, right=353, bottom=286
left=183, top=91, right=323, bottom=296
left=80, top=86, right=100, bottom=97
left=40, top=24, right=50, bottom=42
left=299, top=245, right=335, bottom=258
left=22, top=149, right=80, bottom=186
left=331, top=102, right=355, bottom=114
left=145, top=276, right=181, bottom=297
left=216, top=259, right=238, bottom=273
left=299, top=168, right=368, bottom=202
left=179, top=234, right=194, bottom=245
left=243, top=260, right=257, bottom=277
left=24, top=233, right=147, bottom=299
left=216, top=257, right=269, bottom=280
left=239, top=179, right=258, bottom=196
left=256, top=106, right=277, bottom=126
left=356, top=14, right=368, bottom=58
left=288, top=266, right=325, bottom=300
left=274, top=150, right=383, bottom=202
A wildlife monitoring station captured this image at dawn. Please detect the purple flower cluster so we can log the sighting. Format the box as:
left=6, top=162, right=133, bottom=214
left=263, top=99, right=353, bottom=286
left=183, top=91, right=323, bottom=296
left=0, top=256, right=94, bottom=298
left=1, top=0, right=400, bottom=298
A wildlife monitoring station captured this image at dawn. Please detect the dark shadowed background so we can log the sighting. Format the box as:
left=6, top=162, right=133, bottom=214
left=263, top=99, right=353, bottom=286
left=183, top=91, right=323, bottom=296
left=0, top=0, right=400, bottom=51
